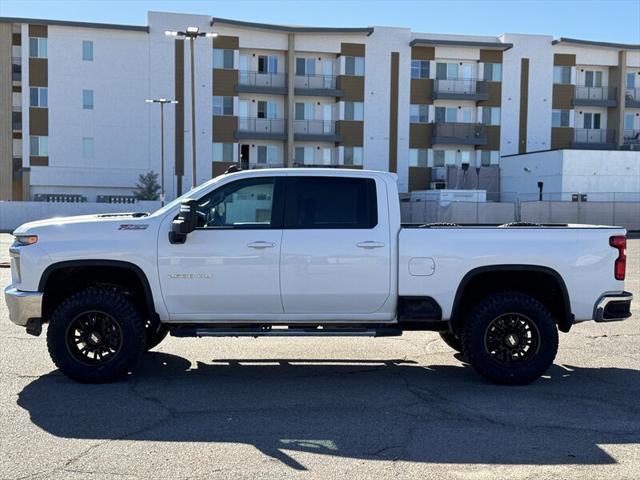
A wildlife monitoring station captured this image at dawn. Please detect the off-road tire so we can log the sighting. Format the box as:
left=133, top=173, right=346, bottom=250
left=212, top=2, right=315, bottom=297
left=439, top=330, right=463, bottom=353
left=47, top=287, right=146, bottom=383
left=461, top=292, right=558, bottom=385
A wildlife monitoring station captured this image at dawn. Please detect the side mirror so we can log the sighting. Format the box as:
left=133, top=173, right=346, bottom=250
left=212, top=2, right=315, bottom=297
left=169, top=200, right=198, bottom=244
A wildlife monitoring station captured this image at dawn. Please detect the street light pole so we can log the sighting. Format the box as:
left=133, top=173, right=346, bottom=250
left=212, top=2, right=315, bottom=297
left=165, top=27, right=218, bottom=189
left=146, top=98, right=178, bottom=206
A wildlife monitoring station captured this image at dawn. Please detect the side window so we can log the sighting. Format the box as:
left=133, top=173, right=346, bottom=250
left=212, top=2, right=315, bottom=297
left=285, top=177, right=377, bottom=229
left=196, top=178, right=276, bottom=228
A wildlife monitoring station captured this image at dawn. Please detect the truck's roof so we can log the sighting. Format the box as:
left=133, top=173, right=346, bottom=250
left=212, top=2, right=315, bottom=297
left=222, top=168, right=397, bottom=179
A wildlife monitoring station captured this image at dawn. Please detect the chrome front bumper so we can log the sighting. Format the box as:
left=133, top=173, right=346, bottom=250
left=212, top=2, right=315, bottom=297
left=593, top=291, right=633, bottom=322
left=4, top=286, right=43, bottom=327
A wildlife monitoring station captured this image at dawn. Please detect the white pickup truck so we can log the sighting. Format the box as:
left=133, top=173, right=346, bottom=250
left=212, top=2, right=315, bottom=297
left=5, top=168, right=633, bottom=385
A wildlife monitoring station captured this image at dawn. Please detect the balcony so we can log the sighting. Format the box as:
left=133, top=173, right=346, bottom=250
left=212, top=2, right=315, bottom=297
left=623, top=129, right=640, bottom=146
left=12, top=57, right=21, bottom=82
left=432, top=122, right=487, bottom=145
left=294, top=74, right=342, bottom=97
left=432, top=79, right=488, bottom=101
left=293, top=119, right=342, bottom=142
left=625, top=88, right=640, bottom=108
left=571, top=129, right=617, bottom=149
left=236, top=117, right=287, bottom=140
left=573, top=86, right=617, bottom=107
left=237, top=71, right=287, bottom=95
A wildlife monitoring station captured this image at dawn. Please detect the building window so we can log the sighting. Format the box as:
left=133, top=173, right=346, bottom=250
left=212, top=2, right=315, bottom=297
left=343, top=146, right=363, bottom=166
left=295, top=102, right=315, bottom=120
left=583, top=112, right=601, bottom=129
left=82, top=40, right=93, bottom=61
left=409, top=148, right=427, bottom=167
left=410, top=104, right=428, bottom=123
left=82, top=137, right=94, bottom=159
left=480, top=150, right=499, bottom=166
left=435, top=62, right=467, bottom=80
left=624, top=113, right=635, bottom=130
left=344, top=101, right=364, bottom=121
left=213, top=96, right=234, bottom=115
left=411, top=60, right=429, bottom=79
left=295, top=146, right=315, bottom=165
left=258, top=101, right=278, bottom=119
left=296, top=58, right=316, bottom=76
left=213, top=142, right=234, bottom=161
left=30, top=135, right=48, bottom=156
left=258, top=55, right=278, bottom=73
left=481, top=107, right=500, bottom=125
left=584, top=70, right=602, bottom=87
left=257, top=145, right=278, bottom=164
left=433, top=149, right=456, bottom=167
left=435, top=106, right=457, bottom=123
left=82, top=89, right=94, bottom=109
left=552, top=109, right=570, bottom=127
left=553, top=66, right=571, bottom=84
left=29, top=87, right=48, bottom=108
left=483, top=63, right=502, bottom=81
left=29, top=37, right=47, bottom=58
left=213, top=49, right=234, bottom=69
left=626, top=72, right=636, bottom=89
left=345, top=56, right=364, bottom=76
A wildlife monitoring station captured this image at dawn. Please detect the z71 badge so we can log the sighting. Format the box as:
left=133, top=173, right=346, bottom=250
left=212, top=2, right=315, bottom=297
left=118, top=224, right=149, bottom=230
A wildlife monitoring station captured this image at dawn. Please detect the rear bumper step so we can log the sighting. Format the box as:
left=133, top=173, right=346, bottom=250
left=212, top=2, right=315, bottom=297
left=593, top=291, right=633, bottom=322
left=170, top=326, right=403, bottom=338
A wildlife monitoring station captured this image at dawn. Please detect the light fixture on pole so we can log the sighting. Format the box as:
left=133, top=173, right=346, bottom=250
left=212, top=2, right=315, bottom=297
left=146, top=98, right=178, bottom=206
left=165, top=27, right=218, bottom=189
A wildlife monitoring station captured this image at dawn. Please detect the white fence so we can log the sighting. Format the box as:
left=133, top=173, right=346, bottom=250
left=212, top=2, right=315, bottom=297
left=0, top=201, right=162, bottom=232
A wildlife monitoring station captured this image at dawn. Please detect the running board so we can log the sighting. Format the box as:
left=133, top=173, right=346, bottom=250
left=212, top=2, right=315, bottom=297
left=170, top=326, right=402, bottom=338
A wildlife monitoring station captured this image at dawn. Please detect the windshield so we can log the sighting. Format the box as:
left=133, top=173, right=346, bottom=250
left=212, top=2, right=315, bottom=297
left=149, top=177, right=220, bottom=217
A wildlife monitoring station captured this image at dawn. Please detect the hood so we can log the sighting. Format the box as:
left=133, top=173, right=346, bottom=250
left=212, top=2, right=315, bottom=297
left=13, top=212, right=151, bottom=235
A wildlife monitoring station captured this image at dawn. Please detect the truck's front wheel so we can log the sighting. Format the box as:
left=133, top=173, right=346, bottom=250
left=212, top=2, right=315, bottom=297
left=461, top=292, right=558, bottom=385
left=46, top=288, right=146, bottom=383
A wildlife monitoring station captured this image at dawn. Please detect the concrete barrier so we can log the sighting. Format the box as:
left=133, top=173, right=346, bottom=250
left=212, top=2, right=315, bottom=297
left=0, top=201, right=162, bottom=232
left=401, top=201, right=516, bottom=224
left=520, top=201, right=640, bottom=230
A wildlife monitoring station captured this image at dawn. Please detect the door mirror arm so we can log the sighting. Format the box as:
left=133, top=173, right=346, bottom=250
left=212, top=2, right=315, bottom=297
left=169, top=200, right=198, bottom=244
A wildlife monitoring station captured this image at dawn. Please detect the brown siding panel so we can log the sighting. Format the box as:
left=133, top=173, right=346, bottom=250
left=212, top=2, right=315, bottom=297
left=29, top=58, right=48, bottom=87
left=213, top=35, right=239, bottom=50
left=336, top=120, right=363, bottom=146
left=551, top=127, right=574, bottom=149
left=410, top=79, right=433, bottom=104
left=478, top=126, right=500, bottom=150
left=519, top=58, right=529, bottom=154
left=337, top=75, right=364, bottom=102
left=411, top=46, right=434, bottom=60
left=409, top=124, right=433, bottom=148
left=212, top=115, right=238, bottom=142
left=28, top=24, right=47, bottom=37
left=341, top=43, right=365, bottom=57
left=388, top=52, right=399, bottom=173
left=174, top=39, right=185, bottom=185
left=478, top=82, right=501, bottom=106
left=29, top=156, right=48, bottom=166
left=479, top=49, right=503, bottom=63
left=552, top=84, right=575, bottom=109
left=409, top=167, right=431, bottom=192
left=554, top=54, right=576, bottom=66
left=29, top=107, right=48, bottom=135
left=212, top=68, right=238, bottom=96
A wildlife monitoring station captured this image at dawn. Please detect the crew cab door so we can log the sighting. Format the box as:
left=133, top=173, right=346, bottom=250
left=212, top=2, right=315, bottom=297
left=280, top=175, right=391, bottom=314
left=158, top=176, right=284, bottom=319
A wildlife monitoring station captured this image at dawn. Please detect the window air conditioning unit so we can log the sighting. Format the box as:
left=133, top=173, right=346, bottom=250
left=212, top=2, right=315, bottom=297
left=430, top=181, right=447, bottom=190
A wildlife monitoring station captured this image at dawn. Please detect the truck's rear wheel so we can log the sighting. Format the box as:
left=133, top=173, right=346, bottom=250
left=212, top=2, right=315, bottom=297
left=461, top=292, right=558, bottom=385
left=46, top=288, right=146, bottom=383
left=439, top=331, right=463, bottom=353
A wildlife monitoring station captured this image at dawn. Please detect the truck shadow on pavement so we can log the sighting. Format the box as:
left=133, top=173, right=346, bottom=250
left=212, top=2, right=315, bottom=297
left=17, top=353, right=640, bottom=471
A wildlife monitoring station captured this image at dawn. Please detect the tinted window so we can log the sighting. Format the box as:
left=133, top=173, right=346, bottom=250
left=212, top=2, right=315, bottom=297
left=285, top=177, right=377, bottom=229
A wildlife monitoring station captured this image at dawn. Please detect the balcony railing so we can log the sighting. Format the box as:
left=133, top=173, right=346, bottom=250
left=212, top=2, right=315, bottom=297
left=294, top=74, right=341, bottom=95
left=293, top=119, right=341, bottom=141
left=573, top=85, right=617, bottom=107
left=572, top=128, right=616, bottom=147
left=238, top=71, right=287, bottom=92
left=623, top=129, right=640, bottom=145
left=432, top=122, right=486, bottom=145
left=237, top=117, right=286, bottom=139
left=625, top=88, right=640, bottom=108
left=432, top=79, right=488, bottom=100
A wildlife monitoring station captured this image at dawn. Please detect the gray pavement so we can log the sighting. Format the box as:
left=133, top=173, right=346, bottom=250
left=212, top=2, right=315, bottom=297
left=0, top=233, right=638, bottom=480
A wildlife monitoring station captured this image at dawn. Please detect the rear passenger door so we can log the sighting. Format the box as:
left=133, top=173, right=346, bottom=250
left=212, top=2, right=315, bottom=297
left=280, top=175, right=391, bottom=314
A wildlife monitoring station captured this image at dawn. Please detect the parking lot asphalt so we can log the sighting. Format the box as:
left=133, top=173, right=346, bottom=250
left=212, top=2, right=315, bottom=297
left=0, top=233, right=638, bottom=480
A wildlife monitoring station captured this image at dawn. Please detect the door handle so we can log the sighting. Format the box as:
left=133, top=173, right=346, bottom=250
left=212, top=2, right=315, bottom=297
left=247, top=241, right=276, bottom=249
left=356, top=241, right=385, bottom=249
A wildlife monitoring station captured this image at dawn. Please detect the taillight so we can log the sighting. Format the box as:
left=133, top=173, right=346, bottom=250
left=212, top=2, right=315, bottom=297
left=609, top=235, right=626, bottom=281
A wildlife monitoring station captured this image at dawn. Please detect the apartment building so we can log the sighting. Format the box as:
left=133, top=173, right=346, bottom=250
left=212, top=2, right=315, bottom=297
left=0, top=11, right=638, bottom=203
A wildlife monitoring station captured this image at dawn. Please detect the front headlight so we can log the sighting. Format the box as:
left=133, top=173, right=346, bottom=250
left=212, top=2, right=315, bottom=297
left=14, top=235, right=38, bottom=246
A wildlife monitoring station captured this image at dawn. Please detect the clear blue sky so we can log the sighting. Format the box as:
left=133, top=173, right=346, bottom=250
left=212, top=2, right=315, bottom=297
left=1, top=0, right=639, bottom=43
